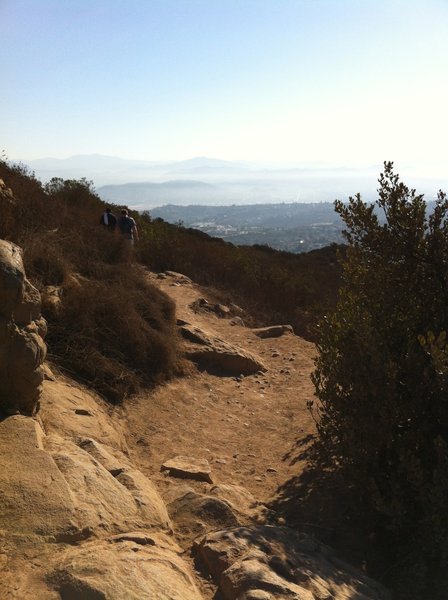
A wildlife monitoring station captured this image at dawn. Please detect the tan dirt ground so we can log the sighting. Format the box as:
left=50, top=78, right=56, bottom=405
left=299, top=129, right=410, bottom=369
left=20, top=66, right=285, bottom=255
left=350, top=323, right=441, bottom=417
left=121, top=272, right=386, bottom=591
left=120, top=273, right=324, bottom=597
left=122, top=273, right=317, bottom=505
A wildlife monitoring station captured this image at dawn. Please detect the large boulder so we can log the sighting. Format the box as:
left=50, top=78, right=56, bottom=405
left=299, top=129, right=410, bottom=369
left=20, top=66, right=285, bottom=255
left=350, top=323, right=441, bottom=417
left=0, top=415, right=171, bottom=541
left=48, top=534, right=204, bottom=600
left=0, top=239, right=24, bottom=317
left=39, top=379, right=128, bottom=452
left=0, top=240, right=47, bottom=414
left=46, top=434, right=172, bottom=535
left=168, top=490, right=241, bottom=542
left=162, top=455, right=214, bottom=483
left=196, top=526, right=390, bottom=600
left=0, top=416, right=79, bottom=540
left=179, top=324, right=266, bottom=376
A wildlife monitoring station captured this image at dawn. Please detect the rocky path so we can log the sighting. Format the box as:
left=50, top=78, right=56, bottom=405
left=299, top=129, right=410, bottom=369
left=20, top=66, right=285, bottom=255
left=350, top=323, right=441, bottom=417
left=120, top=272, right=324, bottom=599
left=123, top=271, right=317, bottom=507
left=0, top=260, right=389, bottom=600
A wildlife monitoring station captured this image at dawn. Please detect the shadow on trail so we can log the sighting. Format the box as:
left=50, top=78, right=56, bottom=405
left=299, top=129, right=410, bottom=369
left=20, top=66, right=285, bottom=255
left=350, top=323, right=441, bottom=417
left=267, top=435, right=390, bottom=582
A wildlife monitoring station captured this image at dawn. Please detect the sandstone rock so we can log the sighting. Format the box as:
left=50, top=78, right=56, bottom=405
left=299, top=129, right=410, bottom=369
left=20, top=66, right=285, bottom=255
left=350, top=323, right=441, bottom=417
left=115, top=468, right=172, bottom=530
left=0, top=178, right=15, bottom=205
left=13, top=277, right=42, bottom=325
left=179, top=324, right=212, bottom=345
left=189, top=298, right=231, bottom=317
left=0, top=416, right=79, bottom=539
left=168, top=490, right=240, bottom=541
left=46, top=434, right=172, bottom=534
left=252, top=325, right=294, bottom=339
left=0, top=240, right=47, bottom=414
left=180, top=324, right=266, bottom=376
left=196, top=526, right=390, bottom=600
left=164, top=270, right=192, bottom=284
left=48, top=534, right=204, bottom=600
left=41, top=285, right=62, bottom=317
left=41, top=362, right=56, bottom=381
left=0, top=321, right=47, bottom=415
left=0, top=239, right=25, bottom=317
left=209, top=484, right=261, bottom=519
left=79, top=437, right=130, bottom=474
left=215, top=303, right=231, bottom=316
left=162, top=455, right=214, bottom=483
left=230, top=316, right=245, bottom=326
left=109, top=530, right=160, bottom=545
left=39, top=379, right=128, bottom=452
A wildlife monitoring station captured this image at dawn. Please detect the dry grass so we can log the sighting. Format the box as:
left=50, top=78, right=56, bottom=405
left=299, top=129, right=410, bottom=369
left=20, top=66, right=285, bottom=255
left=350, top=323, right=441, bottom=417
left=137, top=217, right=342, bottom=339
left=0, top=160, right=180, bottom=403
left=48, top=265, right=178, bottom=402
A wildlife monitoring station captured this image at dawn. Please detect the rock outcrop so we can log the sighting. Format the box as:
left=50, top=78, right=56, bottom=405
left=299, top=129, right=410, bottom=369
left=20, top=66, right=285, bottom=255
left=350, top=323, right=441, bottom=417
left=0, top=381, right=203, bottom=598
left=196, top=526, right=390, bottom=600
left=162, top=455, right=214, bottom=483
left=48, top=533, right=203, bottom=600
left=0, top=178, right=15, bottom=206
left=0, top=251, right=390, bottom=599
left=0, top=240, right=47, bottom=414
left=180, top=323, right=266, bottom=375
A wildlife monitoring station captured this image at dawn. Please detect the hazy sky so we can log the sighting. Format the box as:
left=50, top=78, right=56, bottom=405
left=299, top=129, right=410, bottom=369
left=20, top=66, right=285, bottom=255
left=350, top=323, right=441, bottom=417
left=2, top=0, right=447, bottom=168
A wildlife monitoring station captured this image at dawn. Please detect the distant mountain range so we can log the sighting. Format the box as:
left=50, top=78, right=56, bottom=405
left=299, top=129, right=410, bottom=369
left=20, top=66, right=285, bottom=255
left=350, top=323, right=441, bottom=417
left=98, top=179, right=227, bottom=206
left=19, top=154, right=447, bottom=209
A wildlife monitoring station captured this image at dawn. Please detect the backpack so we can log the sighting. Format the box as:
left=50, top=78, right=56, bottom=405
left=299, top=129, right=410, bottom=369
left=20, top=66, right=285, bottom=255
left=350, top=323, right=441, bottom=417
left=119, top=215, right=134, bottom=235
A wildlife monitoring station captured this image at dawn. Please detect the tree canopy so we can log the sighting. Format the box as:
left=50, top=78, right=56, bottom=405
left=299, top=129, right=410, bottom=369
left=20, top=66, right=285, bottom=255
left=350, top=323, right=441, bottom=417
left=312, top=162, right=448, bottom=598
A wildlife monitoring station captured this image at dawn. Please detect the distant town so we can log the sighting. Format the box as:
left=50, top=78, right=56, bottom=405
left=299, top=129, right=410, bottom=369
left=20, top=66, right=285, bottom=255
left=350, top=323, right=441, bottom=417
left=150, top=202, right=345, bottom=253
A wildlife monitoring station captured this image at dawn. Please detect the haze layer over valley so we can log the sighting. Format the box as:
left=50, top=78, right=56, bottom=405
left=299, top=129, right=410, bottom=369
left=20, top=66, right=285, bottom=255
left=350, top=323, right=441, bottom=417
left=23, top=154, right=446, bottom=208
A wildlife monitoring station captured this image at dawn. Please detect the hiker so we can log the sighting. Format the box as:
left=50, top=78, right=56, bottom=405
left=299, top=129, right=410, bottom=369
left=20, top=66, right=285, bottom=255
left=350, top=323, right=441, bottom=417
left=99, top=207, right=117, bottom=230
left=117, top=209, right=139, bottom=244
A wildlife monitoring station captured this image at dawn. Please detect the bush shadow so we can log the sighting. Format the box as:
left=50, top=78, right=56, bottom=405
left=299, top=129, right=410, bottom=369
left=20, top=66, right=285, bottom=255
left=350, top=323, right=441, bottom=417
left=267, top=435, right=391, bottom=584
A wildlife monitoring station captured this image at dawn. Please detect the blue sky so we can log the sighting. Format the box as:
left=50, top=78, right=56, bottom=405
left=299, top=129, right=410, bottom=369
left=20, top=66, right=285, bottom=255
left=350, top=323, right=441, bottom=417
left=2, top=0, right=448, bottom=169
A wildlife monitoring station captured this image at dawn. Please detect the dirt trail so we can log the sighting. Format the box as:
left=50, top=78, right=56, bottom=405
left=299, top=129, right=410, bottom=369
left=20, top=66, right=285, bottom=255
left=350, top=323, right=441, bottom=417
left=123, top=272, right=317, bottom=508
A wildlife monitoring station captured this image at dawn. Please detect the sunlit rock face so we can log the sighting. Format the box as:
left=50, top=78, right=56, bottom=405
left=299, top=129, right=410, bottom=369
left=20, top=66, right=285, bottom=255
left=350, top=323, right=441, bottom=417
left=0, top=239, right=47, bottom=415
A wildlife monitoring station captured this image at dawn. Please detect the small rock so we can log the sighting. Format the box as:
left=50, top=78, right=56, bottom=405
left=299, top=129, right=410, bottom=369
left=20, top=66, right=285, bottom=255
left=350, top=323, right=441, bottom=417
left=161, top=456, right=213, bottom=483
left=252, top=325, right=294, bottom=339
left=230, top=317, right=245, bottom=326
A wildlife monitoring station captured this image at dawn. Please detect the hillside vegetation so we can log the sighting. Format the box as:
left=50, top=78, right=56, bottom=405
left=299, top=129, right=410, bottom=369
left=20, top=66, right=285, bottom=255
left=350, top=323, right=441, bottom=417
left=2, top=157, right=447, bottom=598
left=313, top=163, right=448, bottom=599
left=0, top=159, right=341, bottom=401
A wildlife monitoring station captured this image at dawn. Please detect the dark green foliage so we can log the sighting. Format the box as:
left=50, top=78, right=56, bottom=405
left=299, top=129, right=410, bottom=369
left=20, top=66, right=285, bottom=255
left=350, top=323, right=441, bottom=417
left=312, top=162, right=448, bottom=598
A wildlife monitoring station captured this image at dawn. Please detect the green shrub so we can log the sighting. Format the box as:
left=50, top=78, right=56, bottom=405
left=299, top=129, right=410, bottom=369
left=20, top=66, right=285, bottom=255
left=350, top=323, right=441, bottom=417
left=312, top=162, right=448, bottom=598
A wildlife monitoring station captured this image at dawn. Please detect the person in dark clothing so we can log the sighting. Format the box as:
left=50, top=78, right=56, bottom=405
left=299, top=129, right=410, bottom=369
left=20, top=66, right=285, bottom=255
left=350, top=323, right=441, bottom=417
left=117, top=209, right=138, bottom=244
left=100, top=207, right=117, bottom=230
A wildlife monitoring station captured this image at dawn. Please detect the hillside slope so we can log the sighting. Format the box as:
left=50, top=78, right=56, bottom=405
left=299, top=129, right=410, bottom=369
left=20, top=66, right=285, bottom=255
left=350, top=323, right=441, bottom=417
left=0, top=263, right=388, bottom=599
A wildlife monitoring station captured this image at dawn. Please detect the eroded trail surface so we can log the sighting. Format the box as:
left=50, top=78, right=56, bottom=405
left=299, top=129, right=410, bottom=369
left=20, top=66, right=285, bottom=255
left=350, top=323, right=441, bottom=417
left=124, top=272, right=317, bottom=506
left=1, top=268, right=389, bottom=600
